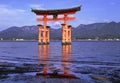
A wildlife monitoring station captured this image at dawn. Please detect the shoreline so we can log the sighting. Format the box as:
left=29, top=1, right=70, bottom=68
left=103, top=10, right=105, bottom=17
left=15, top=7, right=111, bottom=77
left=0, top=40, right=120, bottom=42
left=0, top=61, right=120, bottom=83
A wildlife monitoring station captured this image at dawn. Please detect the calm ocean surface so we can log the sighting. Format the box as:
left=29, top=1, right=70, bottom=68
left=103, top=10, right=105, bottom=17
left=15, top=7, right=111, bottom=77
left=0, top=41, right=120, bottom=64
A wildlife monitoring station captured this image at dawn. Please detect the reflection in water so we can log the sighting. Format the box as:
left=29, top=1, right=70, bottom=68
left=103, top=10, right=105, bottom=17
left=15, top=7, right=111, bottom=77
left=38, top=45, right=50, bottom=74
left=38, top=45, right=71, bottom=75
left=37, top=45, right=79, bottom=80
left=62, top=45, right=71, bottom=74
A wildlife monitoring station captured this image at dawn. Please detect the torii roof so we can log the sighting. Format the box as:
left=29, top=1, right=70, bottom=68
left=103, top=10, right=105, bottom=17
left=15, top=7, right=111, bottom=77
left=31, top=6, right=81, bottom=15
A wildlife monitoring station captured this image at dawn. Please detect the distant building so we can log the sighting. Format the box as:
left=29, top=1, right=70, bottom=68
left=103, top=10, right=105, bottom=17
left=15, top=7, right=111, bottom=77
left=0, top=38, right=3, bottom=40
left=16, top=39, right=24, bottom=41
left=116, top=39, right=120, bottom=41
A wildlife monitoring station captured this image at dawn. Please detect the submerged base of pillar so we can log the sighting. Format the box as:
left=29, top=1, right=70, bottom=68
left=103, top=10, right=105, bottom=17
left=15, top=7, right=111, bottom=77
left=62, top=42, right=71, bottom=45
left=38, top=42, right=50, bottom=45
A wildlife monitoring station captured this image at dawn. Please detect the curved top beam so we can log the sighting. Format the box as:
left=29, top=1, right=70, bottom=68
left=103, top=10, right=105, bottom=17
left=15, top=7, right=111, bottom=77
left=31, top=6, right=81, bottom=15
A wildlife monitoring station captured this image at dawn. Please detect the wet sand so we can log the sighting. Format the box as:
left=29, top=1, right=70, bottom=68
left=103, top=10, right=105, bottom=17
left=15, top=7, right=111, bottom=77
left=0, top=62, right=120, bottom=83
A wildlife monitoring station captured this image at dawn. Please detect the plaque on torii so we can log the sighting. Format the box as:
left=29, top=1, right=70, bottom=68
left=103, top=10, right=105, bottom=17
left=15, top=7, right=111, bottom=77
left=32, top=6, right=81, bottom=45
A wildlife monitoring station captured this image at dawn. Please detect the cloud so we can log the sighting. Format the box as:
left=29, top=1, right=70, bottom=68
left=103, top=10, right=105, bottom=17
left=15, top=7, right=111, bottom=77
left=29, top=4, right=45, bottom=10
left=0, top=4, right=25, bottom=20
left=0, top=4, right=27, bottom=30
left=0, top=4, right=25, bottom=16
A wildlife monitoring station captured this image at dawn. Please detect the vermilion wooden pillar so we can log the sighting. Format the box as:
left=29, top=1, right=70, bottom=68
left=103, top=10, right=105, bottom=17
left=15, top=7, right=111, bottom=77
left=62, top=24, right=66, bottom=44
left=37, top=25, right=50, bottom=45
left=68, top=25, right=72, bottom=44
left=43, top=15, right=47, bottom=44
left=38, top=25, right=43, bottom=45
left=46, top=26, right=50, bottom=44
left=61, top=24, right=72, bottom=45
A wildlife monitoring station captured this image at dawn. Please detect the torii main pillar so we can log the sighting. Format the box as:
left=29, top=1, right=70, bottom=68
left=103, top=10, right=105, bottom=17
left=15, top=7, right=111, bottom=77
left=38, top=24, right=50, bottom=45
left=32, top=6, right=81, bottom=45
left=61, top=13, right=72, bottom=45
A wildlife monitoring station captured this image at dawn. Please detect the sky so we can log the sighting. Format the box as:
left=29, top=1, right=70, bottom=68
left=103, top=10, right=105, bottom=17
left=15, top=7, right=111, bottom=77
left=0, top=0, right=120, bottom=31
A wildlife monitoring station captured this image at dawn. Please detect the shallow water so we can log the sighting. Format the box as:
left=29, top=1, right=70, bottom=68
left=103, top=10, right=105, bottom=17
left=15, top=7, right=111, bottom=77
left=0, top=41, right=120, bottom=83
left=0, top=41, right=120, bottom=64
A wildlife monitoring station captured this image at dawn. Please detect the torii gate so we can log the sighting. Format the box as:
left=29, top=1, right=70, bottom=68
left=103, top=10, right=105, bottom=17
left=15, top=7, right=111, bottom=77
left=32, top=6, right=81, bottom=45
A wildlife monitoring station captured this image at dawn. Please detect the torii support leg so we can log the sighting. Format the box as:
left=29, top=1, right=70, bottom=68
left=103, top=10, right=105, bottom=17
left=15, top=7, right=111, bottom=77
left=68, top=25, right=72, bottom=44
left=46, top=26, right=50, bottom=44
left=37, top=25, right=50, bottom=45
left=61, top=24, right=72, bottom=45
left=38, top=25, right=43, bottom=45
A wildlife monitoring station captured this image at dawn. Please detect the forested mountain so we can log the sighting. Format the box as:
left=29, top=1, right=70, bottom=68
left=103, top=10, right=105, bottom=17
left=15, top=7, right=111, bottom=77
left=0, top=22, right=120, bottom=40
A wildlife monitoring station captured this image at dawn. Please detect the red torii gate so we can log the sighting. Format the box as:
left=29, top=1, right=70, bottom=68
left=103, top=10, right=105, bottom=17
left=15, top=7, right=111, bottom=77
left=32, top=6, right=81, bottom=45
